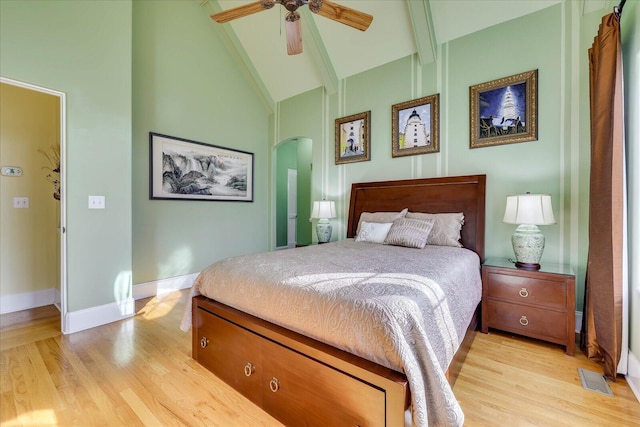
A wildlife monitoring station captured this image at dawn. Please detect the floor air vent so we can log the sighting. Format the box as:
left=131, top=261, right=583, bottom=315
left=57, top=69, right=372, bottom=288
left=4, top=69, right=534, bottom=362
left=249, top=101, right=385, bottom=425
left=578, top=368, right=614, bottom=397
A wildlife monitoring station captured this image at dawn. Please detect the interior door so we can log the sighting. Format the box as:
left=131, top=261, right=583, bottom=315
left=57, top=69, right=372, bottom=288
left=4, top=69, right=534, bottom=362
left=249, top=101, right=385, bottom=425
left=287, top=169, right=297, bottom=248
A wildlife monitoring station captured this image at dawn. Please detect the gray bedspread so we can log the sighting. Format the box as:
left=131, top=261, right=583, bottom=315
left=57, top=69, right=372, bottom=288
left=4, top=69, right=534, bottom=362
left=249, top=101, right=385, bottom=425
left=180, top=239, right=481, bottom=427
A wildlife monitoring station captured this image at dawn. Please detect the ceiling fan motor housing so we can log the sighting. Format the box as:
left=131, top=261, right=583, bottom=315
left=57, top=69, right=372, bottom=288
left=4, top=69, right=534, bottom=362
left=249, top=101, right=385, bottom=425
left=260, top=0, right=275, bottom=9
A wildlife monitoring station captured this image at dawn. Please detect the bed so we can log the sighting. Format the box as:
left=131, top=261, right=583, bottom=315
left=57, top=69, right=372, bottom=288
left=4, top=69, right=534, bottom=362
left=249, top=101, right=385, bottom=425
left=181, top=174, right=486, bottom=427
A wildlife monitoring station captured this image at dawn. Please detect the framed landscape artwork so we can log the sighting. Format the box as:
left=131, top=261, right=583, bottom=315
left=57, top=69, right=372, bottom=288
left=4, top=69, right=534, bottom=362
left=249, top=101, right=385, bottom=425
left=469, top=69, right=538, bottom=148
left=149, top=132, right=254, bottom=202
left=391, top=94, right=439, bottom=158
left=335, top=111, right=371, bottom=165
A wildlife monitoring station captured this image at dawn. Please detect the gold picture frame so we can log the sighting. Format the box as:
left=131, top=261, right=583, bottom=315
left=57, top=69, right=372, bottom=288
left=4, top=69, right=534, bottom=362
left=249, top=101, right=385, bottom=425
left=469, top=69, right=538, bottom=148
left=391, top=94, right=439, bottom=158
left=335, top=111, right=371, bottom=165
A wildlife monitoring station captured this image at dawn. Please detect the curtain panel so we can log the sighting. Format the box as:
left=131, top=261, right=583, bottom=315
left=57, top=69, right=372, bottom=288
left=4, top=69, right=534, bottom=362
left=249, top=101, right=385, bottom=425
left=583, top=11, right=626, bottom=381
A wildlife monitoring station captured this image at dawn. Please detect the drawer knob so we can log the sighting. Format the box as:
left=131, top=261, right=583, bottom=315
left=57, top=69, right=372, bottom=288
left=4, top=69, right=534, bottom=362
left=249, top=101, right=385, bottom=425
left=200, top=337, right=209, bottom=348
left=519, top=316, right=529, bottom=326
left=269, top=377, right=280, bottom=393
left=244, top=362, right=255, bottom=377
left=518, top=288, right=529, bottom=298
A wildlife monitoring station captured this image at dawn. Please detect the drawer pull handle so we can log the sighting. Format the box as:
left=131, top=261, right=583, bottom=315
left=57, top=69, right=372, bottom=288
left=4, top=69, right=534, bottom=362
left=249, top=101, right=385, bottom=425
left=244, top=362, right=255, bottom=377
left=269, top=377, right=280, bottom=393
left=200, top=337, right=209, bottom=348
left=518, top=288, right=529, bottom=298
left=519, top=316, right=529, bottom=326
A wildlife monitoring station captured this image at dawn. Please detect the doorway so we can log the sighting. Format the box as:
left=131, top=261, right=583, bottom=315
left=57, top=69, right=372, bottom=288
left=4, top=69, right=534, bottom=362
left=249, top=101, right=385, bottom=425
left=275, top=137, right=312, bottom=248
left=0, top=77, right=67, bottom=332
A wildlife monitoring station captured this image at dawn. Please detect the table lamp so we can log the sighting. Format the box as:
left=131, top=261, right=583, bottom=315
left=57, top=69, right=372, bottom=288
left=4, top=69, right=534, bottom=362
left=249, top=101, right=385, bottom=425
left=503, top=193, right=556, bottom=270
left=311, top=200, right=336, bottom=243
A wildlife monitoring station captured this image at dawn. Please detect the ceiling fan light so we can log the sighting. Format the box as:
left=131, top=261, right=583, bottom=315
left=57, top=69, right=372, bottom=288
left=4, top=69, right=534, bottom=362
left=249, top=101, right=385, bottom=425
left=285, top=16, right=303, bottom=55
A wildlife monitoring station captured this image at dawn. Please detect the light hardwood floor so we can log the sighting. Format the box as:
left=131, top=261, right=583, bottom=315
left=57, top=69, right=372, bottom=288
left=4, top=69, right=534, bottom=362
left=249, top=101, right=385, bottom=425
left=1, top=290, right=639, bottom=426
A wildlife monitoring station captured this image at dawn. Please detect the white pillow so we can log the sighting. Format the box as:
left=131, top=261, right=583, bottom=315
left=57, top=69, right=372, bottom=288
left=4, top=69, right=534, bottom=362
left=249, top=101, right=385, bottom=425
left=355, top=221, right=393, bottom=244
left=356, top=208, right=408, bottom=235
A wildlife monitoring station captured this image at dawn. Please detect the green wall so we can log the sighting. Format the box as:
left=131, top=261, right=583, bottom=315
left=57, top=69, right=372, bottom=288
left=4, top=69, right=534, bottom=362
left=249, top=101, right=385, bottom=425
left=296, top=137, right=312, bottom=246
left=132, top=0, right=270, bottom=283
left=275, top=2, right=597, bottom=311
left=1, top=0, right=133, bottom=313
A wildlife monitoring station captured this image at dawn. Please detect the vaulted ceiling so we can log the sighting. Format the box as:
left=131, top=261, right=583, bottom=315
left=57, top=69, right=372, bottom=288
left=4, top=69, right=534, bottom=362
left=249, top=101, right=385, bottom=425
left=203, top=0, right=607, bottom=110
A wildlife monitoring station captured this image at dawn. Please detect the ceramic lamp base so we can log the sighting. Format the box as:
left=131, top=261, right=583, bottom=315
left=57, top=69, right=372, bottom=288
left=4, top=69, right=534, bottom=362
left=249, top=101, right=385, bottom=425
left=316, top=219, right=332, bottom=243
left=511, top=224, right=545, bottom=269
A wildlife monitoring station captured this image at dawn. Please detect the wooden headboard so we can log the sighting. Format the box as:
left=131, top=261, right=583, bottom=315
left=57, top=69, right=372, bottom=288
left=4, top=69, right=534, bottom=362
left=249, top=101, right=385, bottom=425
left=347, top=175, right=486, bottom=262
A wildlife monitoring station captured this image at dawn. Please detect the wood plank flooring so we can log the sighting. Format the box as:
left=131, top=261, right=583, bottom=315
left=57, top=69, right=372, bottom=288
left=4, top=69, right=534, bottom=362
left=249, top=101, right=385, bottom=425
left=1, top=290, right=639, bottom=426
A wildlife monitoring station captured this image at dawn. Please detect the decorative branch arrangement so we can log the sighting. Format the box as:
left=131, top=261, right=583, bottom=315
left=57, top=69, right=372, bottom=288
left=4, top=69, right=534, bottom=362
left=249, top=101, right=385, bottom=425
left=39, top=144, right=61, bottom=200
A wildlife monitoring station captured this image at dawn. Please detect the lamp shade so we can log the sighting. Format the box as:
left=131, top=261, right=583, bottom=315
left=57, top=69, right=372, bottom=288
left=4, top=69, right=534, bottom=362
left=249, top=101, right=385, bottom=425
left=503, top=194, right=556, bottom=225
left=311, top=200, right=336, bottom=219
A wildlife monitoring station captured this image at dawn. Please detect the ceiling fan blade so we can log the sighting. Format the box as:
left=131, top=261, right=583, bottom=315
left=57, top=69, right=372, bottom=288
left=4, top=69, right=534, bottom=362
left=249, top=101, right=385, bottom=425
left=285, top=13, right=303, bottom=55
left=312, top=0, right=373, bottom=31
left=211, top=1, right=272, bottom=24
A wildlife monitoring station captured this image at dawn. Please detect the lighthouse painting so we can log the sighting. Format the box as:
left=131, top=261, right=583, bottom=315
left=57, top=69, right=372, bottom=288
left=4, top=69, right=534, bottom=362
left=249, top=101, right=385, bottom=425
left=335, top=111, right=371, bottom=164
left=392, top=93, right=440, bottom=157
left=470, top=69, right=538, bottom=148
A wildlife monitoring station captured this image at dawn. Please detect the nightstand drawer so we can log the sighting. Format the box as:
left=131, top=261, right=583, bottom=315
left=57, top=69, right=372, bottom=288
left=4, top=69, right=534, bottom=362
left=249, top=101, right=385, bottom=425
left=486, top=272, right=566, bottom=310
left=486, top=300, right=567, bottom=342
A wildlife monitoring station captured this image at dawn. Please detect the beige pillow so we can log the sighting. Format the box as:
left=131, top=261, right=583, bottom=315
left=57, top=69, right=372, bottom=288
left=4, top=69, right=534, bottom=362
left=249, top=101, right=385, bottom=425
left=384, top=218, right=435, bottom=249
left=405, top=212, right=464, bottom=247
left=356, top=208, right=408, bottom=235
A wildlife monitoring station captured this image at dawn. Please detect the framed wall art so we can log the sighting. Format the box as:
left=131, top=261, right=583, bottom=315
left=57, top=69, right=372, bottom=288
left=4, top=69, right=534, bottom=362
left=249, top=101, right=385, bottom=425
left=469, top=69, right=538, bottom=148
left=391, top=94, right=439, bottom=158
left=335, top=111, right=371, bottom=165
left=149, top=132, right=254, bottom=202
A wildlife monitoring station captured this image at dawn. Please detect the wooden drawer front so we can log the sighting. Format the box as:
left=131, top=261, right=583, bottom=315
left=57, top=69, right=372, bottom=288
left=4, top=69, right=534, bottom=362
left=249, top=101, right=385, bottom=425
left=487, top=272, right=566, bottom=310
left=486, top=300, right=567, bottom=343
left=262, top=339, right=385, bottom=427
left=195, top=308, right=262, bottom=404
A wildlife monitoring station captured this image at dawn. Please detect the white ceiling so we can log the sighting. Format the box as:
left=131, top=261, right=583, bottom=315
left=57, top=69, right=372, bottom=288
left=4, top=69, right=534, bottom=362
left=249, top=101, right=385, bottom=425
left=205, top=0, right=601, bottom=107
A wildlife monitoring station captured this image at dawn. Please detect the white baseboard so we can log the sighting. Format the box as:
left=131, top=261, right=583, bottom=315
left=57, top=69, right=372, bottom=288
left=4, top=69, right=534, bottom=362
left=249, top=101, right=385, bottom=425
left=627, top=350, right=640, bottom=404
left=0, top=288, right=55, bottom=314
left=64, top=297, right=135, bottom=334
left=132, top=273, right=198, bottom=300
left=63, top=273, right=198, bottom=334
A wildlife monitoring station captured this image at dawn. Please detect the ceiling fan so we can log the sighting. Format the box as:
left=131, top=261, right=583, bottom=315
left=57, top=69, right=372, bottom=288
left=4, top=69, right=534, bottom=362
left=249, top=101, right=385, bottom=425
left=211, top=0, right=373, bottom=55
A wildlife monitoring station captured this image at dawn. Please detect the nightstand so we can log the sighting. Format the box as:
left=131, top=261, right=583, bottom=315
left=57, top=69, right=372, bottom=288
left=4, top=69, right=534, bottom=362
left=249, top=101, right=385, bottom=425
left=481, top=257, right=576, bottom=356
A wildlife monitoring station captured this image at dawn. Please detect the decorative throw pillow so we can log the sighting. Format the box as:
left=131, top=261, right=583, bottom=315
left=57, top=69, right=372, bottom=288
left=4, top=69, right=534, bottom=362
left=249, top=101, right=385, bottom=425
left=356, top=208, right=408, bottom=235
left=355, top=221, right=393, bottom=244
left=405, top=212, right=464, bottom=247
left=384, top=218, right=435, bottom=249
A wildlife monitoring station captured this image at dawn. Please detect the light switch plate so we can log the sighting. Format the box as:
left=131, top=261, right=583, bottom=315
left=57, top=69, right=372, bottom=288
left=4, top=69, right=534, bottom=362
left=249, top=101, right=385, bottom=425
left=88, top=195, right=105, bottom=209
left=13, top=197, right=29, bottom=208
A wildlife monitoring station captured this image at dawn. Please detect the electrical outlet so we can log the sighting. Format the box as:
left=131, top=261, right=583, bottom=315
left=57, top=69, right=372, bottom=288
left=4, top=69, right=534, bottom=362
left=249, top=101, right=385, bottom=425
left=88, top=195, right=105, bottom=209
left=13, top=197, right=29, bottom=208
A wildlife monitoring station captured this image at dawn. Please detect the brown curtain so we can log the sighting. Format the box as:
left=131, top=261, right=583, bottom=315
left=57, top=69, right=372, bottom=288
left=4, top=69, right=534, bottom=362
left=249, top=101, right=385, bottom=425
left=582, top=11, right=625, bottom=381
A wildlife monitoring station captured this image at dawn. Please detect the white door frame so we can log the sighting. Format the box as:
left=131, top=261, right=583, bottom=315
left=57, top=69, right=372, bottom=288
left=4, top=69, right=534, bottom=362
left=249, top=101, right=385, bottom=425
left=1, top=77, right=68, bottom=332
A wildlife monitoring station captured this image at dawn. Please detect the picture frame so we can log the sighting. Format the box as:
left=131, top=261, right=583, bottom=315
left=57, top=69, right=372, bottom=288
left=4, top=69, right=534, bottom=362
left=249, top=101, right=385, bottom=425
left=335, top=111, right=371, bottom=164
left=391, top=94, right=440, bottom=158
left=149, top=132, right=254, bottom=202
left=469, top=69, right=538, bottom=148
